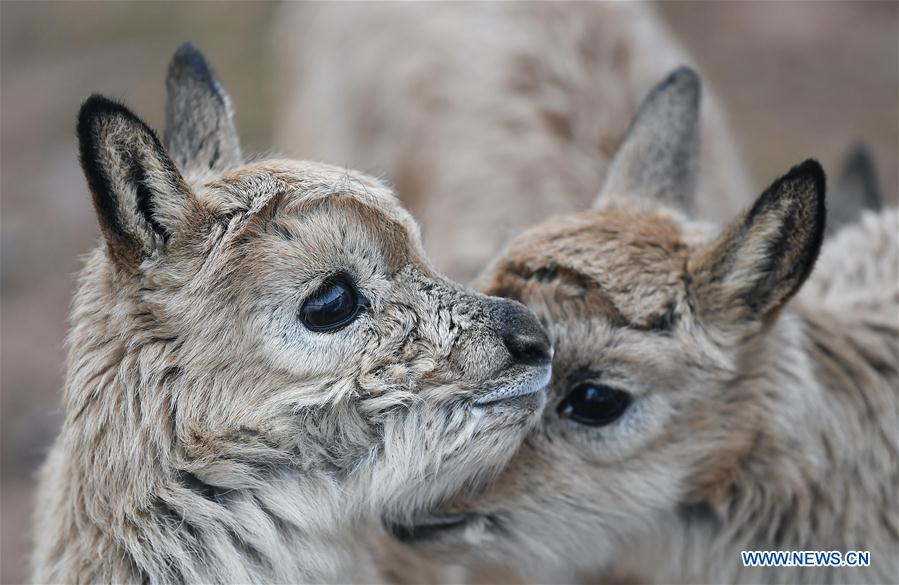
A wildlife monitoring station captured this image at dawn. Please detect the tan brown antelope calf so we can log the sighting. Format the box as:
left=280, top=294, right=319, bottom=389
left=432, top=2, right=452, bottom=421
left=396, top=70, right=899, bottom=584
left=275, top=2, right=754, bottom=282
left=31, top=44, right=552, bottom=584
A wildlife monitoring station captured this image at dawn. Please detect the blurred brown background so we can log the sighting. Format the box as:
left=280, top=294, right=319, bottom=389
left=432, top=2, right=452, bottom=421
left=1, top=2, right=896, bottom=583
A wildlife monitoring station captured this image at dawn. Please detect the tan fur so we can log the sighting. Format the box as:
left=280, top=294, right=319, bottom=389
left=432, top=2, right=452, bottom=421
left=420, top=206, right=898, bottom=585
left=274, top=2, right=753, bottom=282
left=32, top=47, right=552, bottom=584
left=400, top=78, right=898, bottom=584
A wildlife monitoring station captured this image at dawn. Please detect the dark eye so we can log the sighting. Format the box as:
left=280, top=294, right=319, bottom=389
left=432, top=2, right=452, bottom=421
left=557, top=383, right=632, bottom=427
left=300, top=275, right=370, bottom=332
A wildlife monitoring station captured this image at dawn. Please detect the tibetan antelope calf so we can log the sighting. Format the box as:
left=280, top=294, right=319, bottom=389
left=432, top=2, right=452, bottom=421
left=32, top=44, right=552, bottom=584
left=275, top=2, right=754, bottom=282
left=398, top=70, right=899, bottom=584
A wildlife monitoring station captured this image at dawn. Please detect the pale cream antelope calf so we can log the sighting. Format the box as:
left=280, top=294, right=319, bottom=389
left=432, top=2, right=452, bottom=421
left=275, top=2, right=755, bottom=282
left=31, top=44, right=552, bottom=584
left=396, top=70, right=898, bottom=585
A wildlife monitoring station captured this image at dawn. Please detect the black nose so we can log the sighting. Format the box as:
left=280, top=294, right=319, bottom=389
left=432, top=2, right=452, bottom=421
left=494, top=300, right=551, bottom=366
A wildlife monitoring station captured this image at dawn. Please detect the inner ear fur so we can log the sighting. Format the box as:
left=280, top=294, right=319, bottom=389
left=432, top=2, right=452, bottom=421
left=688, top=159, right=826, bottom=324
left=78, top=94, right=197, bottom=270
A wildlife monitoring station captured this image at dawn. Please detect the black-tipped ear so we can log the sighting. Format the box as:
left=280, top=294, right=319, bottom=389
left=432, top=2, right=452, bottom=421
left=164, top=42, right=242, bottom=178
left=826, top=142, right=881, bottom=237
left=688, top=160, right=826, bottom=324
left=78, top=95, right=196, bottom=270
left=595, top=66, right=701, bottom=213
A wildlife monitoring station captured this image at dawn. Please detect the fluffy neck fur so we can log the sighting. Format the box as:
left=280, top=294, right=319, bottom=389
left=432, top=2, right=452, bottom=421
left=32, top=250, right=388, bottom=584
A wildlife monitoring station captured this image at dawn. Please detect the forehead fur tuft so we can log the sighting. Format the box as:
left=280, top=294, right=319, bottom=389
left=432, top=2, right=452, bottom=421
left=199, top=160, right=399, bottom=214
left=485, top=208, right=690, bottom=331
left=192, top=159, right=423, bottom=242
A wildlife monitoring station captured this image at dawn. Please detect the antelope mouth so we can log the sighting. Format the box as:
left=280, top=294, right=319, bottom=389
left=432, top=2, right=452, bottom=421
left=474, top=362, right=552, bottom=406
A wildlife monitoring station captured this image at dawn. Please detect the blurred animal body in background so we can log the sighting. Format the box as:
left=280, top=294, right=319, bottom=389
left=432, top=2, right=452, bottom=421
left=276, top=2, right=754, bottom=282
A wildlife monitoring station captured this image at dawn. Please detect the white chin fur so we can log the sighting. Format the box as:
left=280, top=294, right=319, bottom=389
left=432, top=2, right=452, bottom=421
left=474, top=363, right=552, bottom=405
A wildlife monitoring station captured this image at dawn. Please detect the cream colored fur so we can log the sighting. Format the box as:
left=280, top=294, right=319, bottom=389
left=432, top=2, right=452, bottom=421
left=274, top=2, right=753, bottom=282
left=31, top=45, right=551, bottom=584
left=401, top=73, right=898, bottom=585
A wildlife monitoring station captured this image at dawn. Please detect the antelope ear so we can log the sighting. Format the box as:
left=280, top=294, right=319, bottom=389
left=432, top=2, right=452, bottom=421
left=826, top=142, right=881, bottom=236
left=164, top=42, right=242, bottom=178
left=78, top=95, right=197, bottom=270
left=595, top=66, right=701, bottom=213
left=688, top=160, right=826, bottom=324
